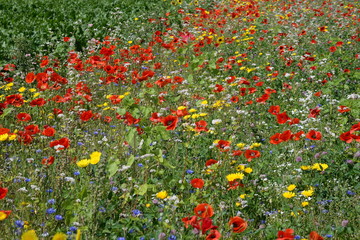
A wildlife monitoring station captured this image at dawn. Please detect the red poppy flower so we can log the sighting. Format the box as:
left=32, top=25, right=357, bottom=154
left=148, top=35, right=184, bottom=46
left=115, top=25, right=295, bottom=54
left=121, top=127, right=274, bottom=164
left=338, top=105, right=350, bottom=113
left=195, top=120, right=208, bottom=132
left=230, top=96, right=239, bottom=103
left=161, top=115, right=178, bottom=130
left=42, top=156, right=55, bottom=166
left=216, top=140, right=231, bottom=152
left=268, top=105, right=280, bottom=115
left=182, top=215, right=197, bottom=228
left=280, top=130, right=292, bottom=142
left=25, top=72, right=35, bottom=83
left=16, top=113, right=31, bottom=122
left=288, top=118, right=300, bottom=125
left=150, top=112, right=161, bottom=123
left=194, top=203, right=214, bottom=218
left=5, top=94, right=24, bottom=107
left=306, top=130, right=322, bottom=140
left=350, top=122, right=360, bottom=133
left=42, top=126, right=56, bottom=137
left=80, top=110, right=93, bottom=121
left=0, top=188, right=8, bottom=199
left=270, top=133, right=283, bottom=144
left=309, top=231, right=324, bottom=240
left=206, top=230, right=221, bottom=240
left=205, top=159, right=218, bottom=166
left=191, top=178, right=205, bottom=189
left=30, top=98, right=47, bottom=107
left=17, top=131, right=33, bottom=145
left=49, top=137, right=70, bottom=150
left=232, top=150, right=243, bottom=156
left=213, top=84, right=225, bottom=93
left=291, top=131, right=304, bottom=141
left=228, top=216, right=247, bottom=233
left=308, top=107, right=321, bottom=118
left=277, top=228, right=294, bottom=240
left=24, top=125, right=40, bottom=135
left=53, top=108, right=63, bottom=115
left=340, top=131, right=352, bottom=143
left=244, top=150, right=261, bottom=161
left=277, top=112, right=290, bottom=124
left=329, top=46, right=337, bottom=52
left=171, top=108, right=189, bottom=117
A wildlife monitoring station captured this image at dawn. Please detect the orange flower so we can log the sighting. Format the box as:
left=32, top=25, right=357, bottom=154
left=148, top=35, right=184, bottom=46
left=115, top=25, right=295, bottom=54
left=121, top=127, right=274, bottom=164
left=309, top=231, right=324, bottom=240
left=228, top=216, right=247, bottom=233
left=190, top=178, right=205, bottom=189
left=194, top=203, right=214, bottom=218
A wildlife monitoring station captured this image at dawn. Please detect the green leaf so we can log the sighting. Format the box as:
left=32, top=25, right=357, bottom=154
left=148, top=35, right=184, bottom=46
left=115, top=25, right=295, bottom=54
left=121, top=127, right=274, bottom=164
left=135, top=184, right=148, bottom=196
left=116, top=108, right=127, bottom=115
left=107, top=159, right=120, bottom=178
left=0, top=107, right=13, bottom=119
left=126, top=155, right=135, bottom=167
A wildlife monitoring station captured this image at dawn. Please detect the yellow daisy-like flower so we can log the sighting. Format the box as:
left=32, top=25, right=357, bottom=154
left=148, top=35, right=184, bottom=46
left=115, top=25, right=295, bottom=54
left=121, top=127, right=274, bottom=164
left=301, top=165, right=311, bottom=170
left=311, top=163, right=328, bottom=171
left=240, top=194, right=247, bottom=199
left=287, top=184, right=296, bottom=191
left=21, top=230, right=38, bottom=240
left=226, top=173, right=244, bottom=182
left=177, top=106, right=186, bottom=110
left=301, top=188, right=314, bottom=197
left=156, top=191, right=168, bottom=199
left=189, top=108, right=197, bottom=113
left=244, top=167, right=253, bottom=173
left=283, top=192, right=296, bottom=198
left=8, top=134, right=17, bottom=141
left=302, top=201, right=309, bottom=207
left=0, top=212, right=7, bottom=221
left=0, top=134, right=8, bottom=141
left=76, top=159, right=90, bottom=168
left=52, top=232, right=67, bottom=240
left=89, top=151, right=101, bottom=164
left=236, top=143, right=246, bottom=148
left=237, top=165, right=245, bottom=171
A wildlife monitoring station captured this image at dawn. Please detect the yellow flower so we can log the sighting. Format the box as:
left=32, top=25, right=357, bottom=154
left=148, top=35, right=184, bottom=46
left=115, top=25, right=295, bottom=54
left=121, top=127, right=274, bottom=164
left=301, top=188, right=314, bottom=197
left=8, top=134, right=17, bottom=141
left=251, top=143, right=261, bottom=147
left=244, top=167, right=253, bottom=173
left=287, top=184, right=296, bottom=191
left=18, top=87, right=26, bottom=92
left=0, top=212, right=7, bottom=220
left=156, top=191, right=168, bottom=199
left=0, top=134, right=8, bottom=141
left=189, top=108, right=197, bottom=113
left=236, top=143, right=246, bottom=148
left=177, top=106, right=186, bottom=110
left=301, top=165, right=311, bottom=170
left=311, top=163, right=328, bottom=171
left=240, top=194, right=247, bottom=199
left=52, top=232, right=67, bottom=240
left=21, top=230, right=38, bottom=240
left=226, top=173, right=244, bottom=181
left=76, top=159, right=90, bottom=168
left=283, top=192, right=296, bottom=198
left=89, top=151, right=101, bottom=164
left=302, top=201, right=309, bottom=207
left=236, top=165, right=245, bottom=171
left=29, top=88, right=37, bottom=92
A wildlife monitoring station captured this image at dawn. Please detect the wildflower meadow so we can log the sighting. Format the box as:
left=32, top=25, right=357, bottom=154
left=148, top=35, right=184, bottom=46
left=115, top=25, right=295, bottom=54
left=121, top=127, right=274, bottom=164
left=0, top=0, right=359, bottom=239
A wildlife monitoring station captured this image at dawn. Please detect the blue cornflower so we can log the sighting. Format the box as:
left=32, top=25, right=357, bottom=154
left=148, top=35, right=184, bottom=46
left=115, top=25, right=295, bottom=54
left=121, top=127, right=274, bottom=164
left=69, top=226, right=77, bottom=232
left=74, top=171, right=80, bottom=176
left=47, top=199, right=56, bottom=204
left=55, top=215, right=63, bottom=221
left=46, top=208, right=56, bottom=214
left=168, top=235, right=177, bottom=240
left=132, top=209, right=141, bottom=216
left=186, top=169, right=194, bottom=174
left=14, top=220, right=24, bottom=228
